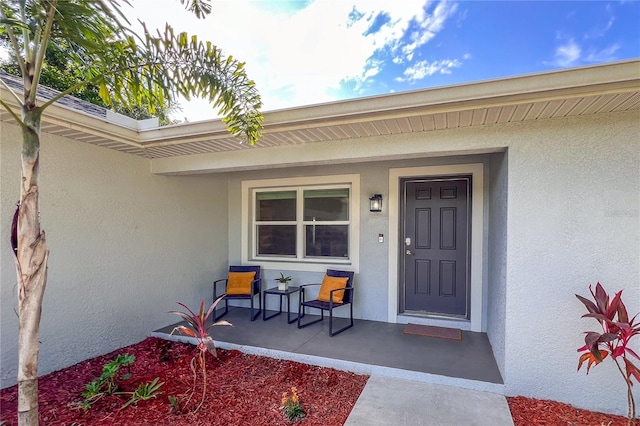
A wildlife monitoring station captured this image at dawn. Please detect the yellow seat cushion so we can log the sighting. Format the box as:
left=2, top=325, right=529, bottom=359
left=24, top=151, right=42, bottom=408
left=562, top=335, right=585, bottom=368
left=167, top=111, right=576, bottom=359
left=317, top=275, right=349, bottom=303
left=226, top=271, right=256, bottom=295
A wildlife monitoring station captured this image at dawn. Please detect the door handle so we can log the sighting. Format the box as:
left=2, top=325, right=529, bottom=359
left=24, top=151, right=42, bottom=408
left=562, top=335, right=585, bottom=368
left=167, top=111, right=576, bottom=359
left=406, top=250, right=412, bottom=255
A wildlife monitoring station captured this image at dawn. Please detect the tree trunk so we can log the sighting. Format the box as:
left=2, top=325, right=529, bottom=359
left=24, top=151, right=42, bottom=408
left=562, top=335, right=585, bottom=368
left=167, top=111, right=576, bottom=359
left=15, top=107, right=48, bottom=426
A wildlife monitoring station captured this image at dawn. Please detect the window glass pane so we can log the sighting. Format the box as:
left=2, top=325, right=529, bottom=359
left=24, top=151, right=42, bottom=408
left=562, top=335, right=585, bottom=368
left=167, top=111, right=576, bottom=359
left=257, top=225, right=296, bottom=256
left=303, top=188, right=349, bottom=221
left=256, top=191, right=296, bottom=221
left=305, top=225, right=348, bottom=258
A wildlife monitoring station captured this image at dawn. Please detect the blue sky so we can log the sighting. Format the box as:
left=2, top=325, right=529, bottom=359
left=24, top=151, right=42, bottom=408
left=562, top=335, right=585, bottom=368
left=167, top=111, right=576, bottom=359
left=129, top=0, right=640, bottom=122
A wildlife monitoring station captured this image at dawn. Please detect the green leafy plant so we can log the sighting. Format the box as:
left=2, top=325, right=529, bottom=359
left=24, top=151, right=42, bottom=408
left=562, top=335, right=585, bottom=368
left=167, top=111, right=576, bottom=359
left=275, top=273, right=292, bottom=284
left=78, top=353, right=134, bottom=408
left=120, top=377, right=164, bottom=409
left=168, top=395, right=184, bottom=415
left=76, top=353, right=162, bottom=411
left=169, top=296, right=231, bottom=413
left=276, top=272, right=292, bottom=290
left=281, top=386, right=305, bottom=421
left=576, top=282, right=640, bottom=425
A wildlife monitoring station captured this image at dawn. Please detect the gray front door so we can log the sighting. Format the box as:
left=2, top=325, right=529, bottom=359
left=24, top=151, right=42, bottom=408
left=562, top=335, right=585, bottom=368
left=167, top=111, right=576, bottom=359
left=402, top=177, right=470, bottom=317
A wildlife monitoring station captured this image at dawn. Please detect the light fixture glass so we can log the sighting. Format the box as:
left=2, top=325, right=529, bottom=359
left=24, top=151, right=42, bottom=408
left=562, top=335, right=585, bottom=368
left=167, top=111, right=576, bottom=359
left=369, top=194, right=382, bottom=212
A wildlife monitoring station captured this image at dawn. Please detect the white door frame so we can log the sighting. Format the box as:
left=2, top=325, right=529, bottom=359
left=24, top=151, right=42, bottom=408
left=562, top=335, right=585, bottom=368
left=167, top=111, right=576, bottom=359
left=388, top=164, right=484, bottom=332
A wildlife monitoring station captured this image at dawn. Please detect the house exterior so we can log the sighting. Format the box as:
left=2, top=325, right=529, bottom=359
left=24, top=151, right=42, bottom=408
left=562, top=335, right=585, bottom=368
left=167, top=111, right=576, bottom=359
left=1, top=60, right=638, bottom=416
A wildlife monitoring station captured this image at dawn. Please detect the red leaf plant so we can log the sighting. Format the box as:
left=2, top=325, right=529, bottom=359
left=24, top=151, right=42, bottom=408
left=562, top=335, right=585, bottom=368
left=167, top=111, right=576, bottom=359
left=576, top=282, right=640, bottom=425
left=169, top=296, right=231, bottom=413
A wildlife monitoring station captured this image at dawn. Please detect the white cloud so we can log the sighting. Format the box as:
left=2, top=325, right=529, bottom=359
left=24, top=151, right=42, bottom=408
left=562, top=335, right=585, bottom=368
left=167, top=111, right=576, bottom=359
left=552, top=38, right=581, bottom=67
left=398, top=1, right=458, bottom=62
left=125, top=0, right=458, bottom=121
left=396, top=59, right=462, bottom=83
left=548, top=28, right=620, bottom=68
left=584, top=43, right=621, bottom=62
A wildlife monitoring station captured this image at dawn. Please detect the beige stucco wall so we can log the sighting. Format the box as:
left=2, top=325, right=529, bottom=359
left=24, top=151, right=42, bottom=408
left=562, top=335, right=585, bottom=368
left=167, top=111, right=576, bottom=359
left=0, top=122, right=229, bottom=388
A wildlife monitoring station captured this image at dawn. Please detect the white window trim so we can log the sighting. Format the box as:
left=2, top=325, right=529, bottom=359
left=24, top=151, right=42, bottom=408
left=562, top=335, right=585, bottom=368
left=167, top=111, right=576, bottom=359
left=241, top=175, right=360, bottom=273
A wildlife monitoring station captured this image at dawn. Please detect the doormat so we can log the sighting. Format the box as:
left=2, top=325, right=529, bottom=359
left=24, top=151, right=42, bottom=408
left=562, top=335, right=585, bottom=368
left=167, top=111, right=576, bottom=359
left=403, top=323, right=462, bottom=340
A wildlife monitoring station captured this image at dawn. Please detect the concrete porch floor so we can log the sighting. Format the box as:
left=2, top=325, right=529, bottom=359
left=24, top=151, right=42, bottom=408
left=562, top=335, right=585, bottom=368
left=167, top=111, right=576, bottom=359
left=151, top=306, right=504, bottom=394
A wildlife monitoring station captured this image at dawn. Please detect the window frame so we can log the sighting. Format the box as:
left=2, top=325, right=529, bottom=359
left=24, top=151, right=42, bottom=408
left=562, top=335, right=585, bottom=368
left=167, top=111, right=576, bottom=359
left=241, top=175, right=360, bottom=273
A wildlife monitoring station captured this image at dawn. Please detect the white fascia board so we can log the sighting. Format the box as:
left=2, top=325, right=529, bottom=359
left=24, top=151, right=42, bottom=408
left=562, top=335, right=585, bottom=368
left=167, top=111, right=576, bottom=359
left=259, top=60, right=640, bottom=126
left=42, top=103, right=141, bottom=147
left=137, top=118, right=229, bottom=144
left=0, top=89, right=141, bottom=148
left=3, top=60, right=638, bottom=153
left=106, top=110, right=159, bottom=130
left=140, top=60, right=640, bottom=147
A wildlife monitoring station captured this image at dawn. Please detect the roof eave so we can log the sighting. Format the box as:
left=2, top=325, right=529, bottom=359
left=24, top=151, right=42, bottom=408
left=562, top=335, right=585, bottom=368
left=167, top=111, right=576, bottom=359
left=137, top=59, right=640, bottom=146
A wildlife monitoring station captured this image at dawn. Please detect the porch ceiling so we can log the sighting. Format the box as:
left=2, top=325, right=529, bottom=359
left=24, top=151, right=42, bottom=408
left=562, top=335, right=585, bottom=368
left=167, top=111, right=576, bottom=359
left=1, top=60, right=639, bottom=161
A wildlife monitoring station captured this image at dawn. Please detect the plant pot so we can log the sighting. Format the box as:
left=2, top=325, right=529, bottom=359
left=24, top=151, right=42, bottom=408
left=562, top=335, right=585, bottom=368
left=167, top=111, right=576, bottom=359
left=278, top=282, right=289, bottom=291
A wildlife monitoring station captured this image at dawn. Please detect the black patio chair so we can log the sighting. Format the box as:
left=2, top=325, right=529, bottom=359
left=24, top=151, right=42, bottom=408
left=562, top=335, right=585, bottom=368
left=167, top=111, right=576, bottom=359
left=213, top=265, right=261, bottom=321
left=297, top=269, right=354, bottom=336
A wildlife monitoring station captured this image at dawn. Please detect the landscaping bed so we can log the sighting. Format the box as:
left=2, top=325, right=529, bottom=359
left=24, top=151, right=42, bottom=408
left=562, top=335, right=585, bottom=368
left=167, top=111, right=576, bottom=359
left=0, top=337, right=367, bottom=425
left=0, top=337, right=633, bottom=425
left=507, top=396, right=631, bottom=426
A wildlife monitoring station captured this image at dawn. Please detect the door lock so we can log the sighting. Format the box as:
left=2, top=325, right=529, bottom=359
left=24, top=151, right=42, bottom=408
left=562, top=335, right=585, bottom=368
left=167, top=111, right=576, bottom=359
left=405, top=237, right=411, bottom=246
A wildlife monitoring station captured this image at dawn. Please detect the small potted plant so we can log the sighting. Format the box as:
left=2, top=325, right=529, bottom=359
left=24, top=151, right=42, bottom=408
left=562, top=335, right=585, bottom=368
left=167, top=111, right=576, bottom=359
left=275, top=273, right=292, bottom=291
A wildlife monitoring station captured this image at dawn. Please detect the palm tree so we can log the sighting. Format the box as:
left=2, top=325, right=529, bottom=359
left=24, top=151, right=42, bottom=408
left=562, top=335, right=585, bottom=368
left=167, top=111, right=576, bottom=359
left=0, top=1, right=263, bottom=424
left=0, top=39, right=181, bottom=124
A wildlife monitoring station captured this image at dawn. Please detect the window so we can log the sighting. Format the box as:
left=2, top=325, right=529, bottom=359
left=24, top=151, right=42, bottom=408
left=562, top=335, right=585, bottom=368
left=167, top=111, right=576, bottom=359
left=303, top=188, right=349, bottom=258
left=255, top=186, right=350, bottom=259
left=242, top=175, right=360, bottom=272
left=255, top=190, right=297, bottom=256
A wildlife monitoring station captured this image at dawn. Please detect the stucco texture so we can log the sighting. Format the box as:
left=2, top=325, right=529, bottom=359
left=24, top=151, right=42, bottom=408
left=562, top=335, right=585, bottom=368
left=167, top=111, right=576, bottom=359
left=487, top=151, right=508, bottom=378
left=0, top=123, right=229, bottom=388
left=502, top=111, right=640, bottom=415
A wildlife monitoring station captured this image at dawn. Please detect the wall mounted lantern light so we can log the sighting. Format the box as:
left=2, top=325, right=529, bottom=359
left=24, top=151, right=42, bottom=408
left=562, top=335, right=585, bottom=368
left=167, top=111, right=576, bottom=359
left=369, top=194, right=383, bottom=212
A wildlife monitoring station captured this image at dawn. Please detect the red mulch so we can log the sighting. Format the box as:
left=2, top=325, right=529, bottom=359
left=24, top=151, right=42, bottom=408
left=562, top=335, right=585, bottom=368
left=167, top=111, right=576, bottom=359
left=1, top=337, right=635, bottom=425
left=507, top=396, right=632, bottom=426
left=0, top=337, right=368, bottom=425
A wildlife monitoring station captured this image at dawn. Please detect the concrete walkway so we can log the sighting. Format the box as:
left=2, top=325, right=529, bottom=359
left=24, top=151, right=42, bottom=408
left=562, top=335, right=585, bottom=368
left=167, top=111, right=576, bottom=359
left=345, top=376, right=514, bottom=426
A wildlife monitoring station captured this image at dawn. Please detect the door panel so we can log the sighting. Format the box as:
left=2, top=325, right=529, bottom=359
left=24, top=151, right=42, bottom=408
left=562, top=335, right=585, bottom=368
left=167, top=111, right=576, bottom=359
left=415, top=260, right=431, bottom=294
left=403, top=178, right=470, bottom=317
left=415, top=209, right=431, bottom=248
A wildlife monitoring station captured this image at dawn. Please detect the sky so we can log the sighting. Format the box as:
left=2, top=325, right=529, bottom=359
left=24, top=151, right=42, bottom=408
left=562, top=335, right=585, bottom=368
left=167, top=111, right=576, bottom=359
left=127, top=0, right=640, bottom=122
